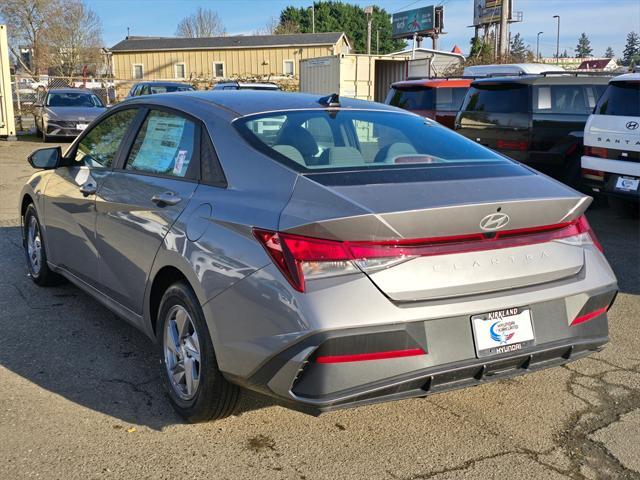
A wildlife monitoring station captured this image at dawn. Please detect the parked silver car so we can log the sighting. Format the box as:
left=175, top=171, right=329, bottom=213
left=34, top=88, right=106, bottom=141
left=20, top=91, right=618, bottom=422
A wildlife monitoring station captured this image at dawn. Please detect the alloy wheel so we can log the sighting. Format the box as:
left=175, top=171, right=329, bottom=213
left=27, top=216, right=42, bottom=276
left=163, top=305, right=201, bottom=401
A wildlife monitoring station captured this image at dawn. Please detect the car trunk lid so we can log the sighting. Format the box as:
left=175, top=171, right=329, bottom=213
left=279, top=171, right=591, bottom=301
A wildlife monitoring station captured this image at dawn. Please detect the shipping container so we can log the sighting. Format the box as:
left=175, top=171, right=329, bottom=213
left=0, top=25, right=16, bottom=139
left=299, top=54, right=409, bottom=102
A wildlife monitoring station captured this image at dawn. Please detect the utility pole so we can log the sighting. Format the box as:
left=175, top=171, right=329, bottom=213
left=553, top=15, right=560, bottom=64
left=311, top=3, right=315, bottom=34
left=498, top=0, right=510, bottom=59
left=536, top=31, right=543, bottom=60
left=365, top=6, right=373, bottom=55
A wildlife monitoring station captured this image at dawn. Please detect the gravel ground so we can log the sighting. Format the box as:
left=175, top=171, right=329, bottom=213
left=1, top=137, right=639, bottom=480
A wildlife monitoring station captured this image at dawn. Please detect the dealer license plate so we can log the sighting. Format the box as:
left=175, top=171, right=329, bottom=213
left=76, top=123, right=88, bottom=131
left=471, top=307, right=535, bottom=358
left=615, top=176, right=639, bottom=192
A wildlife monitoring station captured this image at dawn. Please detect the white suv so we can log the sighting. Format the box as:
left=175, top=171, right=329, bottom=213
left=582, top=73, right=640, bottom=215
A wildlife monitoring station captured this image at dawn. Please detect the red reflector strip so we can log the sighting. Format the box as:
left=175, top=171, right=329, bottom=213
left=571, top=306, right=608, bottom=326
left=315, top=348, right=426, bottom=364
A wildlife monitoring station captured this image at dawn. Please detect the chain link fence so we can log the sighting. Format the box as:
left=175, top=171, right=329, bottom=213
left=11, top=74, right=299, bottom=134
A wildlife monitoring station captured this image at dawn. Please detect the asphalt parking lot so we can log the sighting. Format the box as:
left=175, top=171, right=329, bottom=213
left=0, top=138, right=639, bottom=480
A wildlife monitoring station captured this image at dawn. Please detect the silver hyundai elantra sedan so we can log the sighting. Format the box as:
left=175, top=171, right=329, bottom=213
left=20, top=90, right=618, bottom=422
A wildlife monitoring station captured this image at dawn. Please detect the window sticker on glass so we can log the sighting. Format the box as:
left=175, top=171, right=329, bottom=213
left=126, top=111, right=195, bottom=178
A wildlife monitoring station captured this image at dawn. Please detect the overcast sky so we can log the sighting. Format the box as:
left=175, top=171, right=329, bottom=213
left=88, top=0, right=640, bottom=58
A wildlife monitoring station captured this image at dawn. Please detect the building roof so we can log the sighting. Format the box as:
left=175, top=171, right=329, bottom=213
left=110, top=32, right=348, bottom=52
left=577, top=59, right=615, bottom=70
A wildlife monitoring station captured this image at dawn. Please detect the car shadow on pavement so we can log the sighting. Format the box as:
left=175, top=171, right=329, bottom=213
left=0, top=226, right=275, bottom=430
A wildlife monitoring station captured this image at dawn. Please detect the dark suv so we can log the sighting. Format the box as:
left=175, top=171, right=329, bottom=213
left=455, top=74, right=610, bottom=184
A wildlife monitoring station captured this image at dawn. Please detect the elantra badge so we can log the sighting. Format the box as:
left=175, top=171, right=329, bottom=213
left=479, top=213, right=510, bottom=231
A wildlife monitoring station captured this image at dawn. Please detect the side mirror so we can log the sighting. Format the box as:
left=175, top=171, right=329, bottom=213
left=28, top=147, right=61, bottom=169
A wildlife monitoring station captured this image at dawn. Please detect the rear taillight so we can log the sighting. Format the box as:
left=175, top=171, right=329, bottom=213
left=584, top=146, right=608, bottom=159
left=497, top=139, right=528, bottom=151
left=254, top=215, right=602, bottom=292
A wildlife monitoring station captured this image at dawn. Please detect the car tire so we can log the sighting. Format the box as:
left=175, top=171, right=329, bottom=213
left=23, top=204, right=65, bottom=286
left=157, top=281, right=239, bottom=423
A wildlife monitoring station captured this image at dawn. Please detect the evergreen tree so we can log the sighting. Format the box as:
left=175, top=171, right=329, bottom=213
left=509, top=33, right=527, bottom=62
left=622, top=31, right=640, bottom=66
left=277, top=2, right=405, bottom=54
left=575, top=32, right=593, bottom=58
left=604, top=46, right=614, bottom=59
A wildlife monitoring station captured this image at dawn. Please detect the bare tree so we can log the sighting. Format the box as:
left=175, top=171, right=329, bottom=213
left=0, top=0, right=59, bottom=76
left=254, top=17, right=279, bottom=36
left=47, top=0, right=103, bottom=76
left=176, top=7, right=226, bottom=38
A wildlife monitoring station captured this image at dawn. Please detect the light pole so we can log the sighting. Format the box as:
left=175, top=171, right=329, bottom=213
left=553, top=15, right=560, bottom=64
left=364, top=6, right=373, bottom=55
left=536, top=31, right=543, bottom=61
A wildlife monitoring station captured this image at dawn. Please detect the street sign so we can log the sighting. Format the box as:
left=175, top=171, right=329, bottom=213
left=392, top=6, right=436, bottom=38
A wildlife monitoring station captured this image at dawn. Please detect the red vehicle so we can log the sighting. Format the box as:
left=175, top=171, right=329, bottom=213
left=385, top=78, right=472, bottom=129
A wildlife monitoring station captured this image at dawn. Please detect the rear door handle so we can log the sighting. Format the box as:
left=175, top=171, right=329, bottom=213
left=151, top=191, right=182, bottom=206
left=79, top=182, right=97, bottom=196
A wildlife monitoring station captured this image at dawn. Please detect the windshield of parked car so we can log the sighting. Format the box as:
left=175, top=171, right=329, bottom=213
left=595, top=81, right=640, bottom=116
left=461, top=83, right=529, bottom=114
left=235, top=109, right=509, bottom=172
left=46, top=92, right=104, bottom=108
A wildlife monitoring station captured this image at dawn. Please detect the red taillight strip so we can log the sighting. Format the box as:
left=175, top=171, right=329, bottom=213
left=315, top=348, right=426, bottom=364
left=571, top=306, right=608, bottom=326
left=253, top=215, right=602, bottom=292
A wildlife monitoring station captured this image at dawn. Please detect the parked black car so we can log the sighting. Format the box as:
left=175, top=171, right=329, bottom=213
left=455, top=73, right=611, bottom=185
left=127, top=82, right=195, bottom=97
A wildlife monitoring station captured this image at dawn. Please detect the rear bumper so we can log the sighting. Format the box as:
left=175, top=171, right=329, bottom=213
left=581, top=155, right=640, bottom=202
left=218, top=279, right=616, bottom=414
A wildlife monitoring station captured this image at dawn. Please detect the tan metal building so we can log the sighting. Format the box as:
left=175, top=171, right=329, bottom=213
left=109, top=32, right=351, bottom=81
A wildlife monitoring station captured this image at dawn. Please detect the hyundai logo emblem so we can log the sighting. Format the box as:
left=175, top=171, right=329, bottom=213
left=479, top=213, right=510, bottom=231
left=626, top=121, right=639, bottom=130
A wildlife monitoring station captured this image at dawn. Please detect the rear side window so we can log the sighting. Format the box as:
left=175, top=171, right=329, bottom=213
left=533, top=85, right=604, bottom=114
left=125, top=110, right=196, bottom=178
left=435, top=87, right=468, bottom=111
left=462, top=84, right=529, bottom=114
left=386, top=87, right=435, bottom=110
left=595, top=82, right=640, bottom=116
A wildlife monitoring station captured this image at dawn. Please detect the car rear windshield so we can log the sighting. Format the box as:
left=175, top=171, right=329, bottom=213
left=461, top=83, right=529, bottom=114
left=234, top=110, right=509, bottom=173
left=46, top=92, right=104, bottom=107
left=595, top=81, right=640, bottom=116
left=386, top=87, right=467, bottom=111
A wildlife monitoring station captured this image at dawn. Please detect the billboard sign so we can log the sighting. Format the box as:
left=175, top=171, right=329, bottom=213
left=392, top=6, right=435, bottom=38
left=473, top=0, right=506, bottom=26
